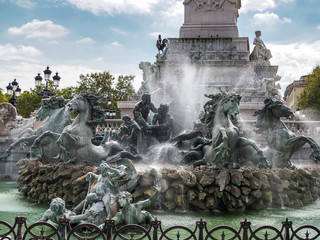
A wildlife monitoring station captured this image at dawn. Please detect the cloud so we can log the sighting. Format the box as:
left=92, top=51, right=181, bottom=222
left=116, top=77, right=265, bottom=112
left=317, top=25, right=320, bottom=30
left=76, top=37, right=95, bottom=44
left=268, top=40, right=320, bottom=94
left=0, top=43, right=42, bottom=62
left=10, top=0, right=36, bottom=9
left=253, top=12, right=292, bottom=25
left=240, top=0, right=276, bottom=13
left=110, top=27, right=128, bottom=35
left=8, top=19, right=69, bottom=39
left=111, top=41, right=121, bottom=47
left=66, top=0, right=159, bottom=15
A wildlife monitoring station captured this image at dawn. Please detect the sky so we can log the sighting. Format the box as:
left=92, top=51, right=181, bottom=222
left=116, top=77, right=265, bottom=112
left=0, top=0, right=320, bottom=97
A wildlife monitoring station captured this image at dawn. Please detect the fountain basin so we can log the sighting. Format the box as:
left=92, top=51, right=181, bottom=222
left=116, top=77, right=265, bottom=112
left=17, top=160, right=320, bottom=212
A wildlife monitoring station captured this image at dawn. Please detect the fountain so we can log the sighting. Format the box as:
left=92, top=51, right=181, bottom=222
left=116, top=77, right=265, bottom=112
left=2, top=1, right=320, bottom=239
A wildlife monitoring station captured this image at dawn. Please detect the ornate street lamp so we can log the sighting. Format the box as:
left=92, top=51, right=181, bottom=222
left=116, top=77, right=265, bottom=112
left=35, top=66, right=61, bottom=98
left=6, top=79, right=21, bottom=107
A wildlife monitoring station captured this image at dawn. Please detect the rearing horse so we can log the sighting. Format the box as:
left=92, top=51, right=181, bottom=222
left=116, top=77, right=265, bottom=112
left=0, top=97, right=71, bottom=161
left=30, top=92, right=139, bottom=165
left=201, top=93, right=271, bottom=169
left=254, top=98, right=320, bottom=169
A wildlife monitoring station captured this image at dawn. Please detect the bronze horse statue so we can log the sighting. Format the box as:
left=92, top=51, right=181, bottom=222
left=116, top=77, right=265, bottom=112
left=0, top=97, right=72, bottom=161
left=254, top=98, right=320, bottom=169
left=200, top=93, right=271, bottom=169
left=30, top=92, right=140, bottom=165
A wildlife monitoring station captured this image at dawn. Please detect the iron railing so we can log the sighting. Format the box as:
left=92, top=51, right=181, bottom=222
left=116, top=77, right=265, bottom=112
left=1, top=216, right=320, bottom=240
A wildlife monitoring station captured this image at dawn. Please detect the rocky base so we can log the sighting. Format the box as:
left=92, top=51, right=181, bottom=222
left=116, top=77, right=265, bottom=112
left=18, top=160, right=320, bottom=211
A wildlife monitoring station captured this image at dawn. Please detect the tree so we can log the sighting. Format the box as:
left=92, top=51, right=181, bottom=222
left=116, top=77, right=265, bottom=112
left=298, top=66, right=320, bottom=119
left=56, top=86, right=77, bottom=100
left=16, top=89, right=42, bottom=118
left=76, top=72, right=135, bottom=117
left=0, top=88, right=8, bottom=103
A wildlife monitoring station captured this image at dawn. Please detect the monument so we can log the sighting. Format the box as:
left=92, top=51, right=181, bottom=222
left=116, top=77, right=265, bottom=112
left=132, top=0, right=280, bottom=129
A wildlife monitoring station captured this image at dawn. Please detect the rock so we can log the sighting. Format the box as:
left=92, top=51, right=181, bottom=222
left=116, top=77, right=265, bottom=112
left=163, top=201, right=176, bottom=211
left=262, top=191, right=272, bottom=204
left=250, top=190, right=262, bottom=199
left=187, top=190, right=197, bottom=201
left=162, top=168, right=180, bottom=180
left=267, top=171, right=282, bottom=184
left=206, top=197, right=216, bottom=209
left=198, top=192, right=207, bottom=201
left=139, top=175, right=154, bottom=187
left=230, top=170, right=244, bottom=187
left=249, top=176, right=261, bottom=190
left=179, top=170, right=197, bottom=187
left=269, top=181, right=283, bottom=192
left=278, top=168, right=292, bottom=180
left=225, top=185, right=241, bottom=198
left=199, top=174, right=215, bottom=187
left=215, top=170, right=230, bottom=191
left=242, top=168, right=253, bottom=179
left=241, top=187, right=251, bottom=196
left=165, top=188, right=175, bottom=201
left=160, top=179, right=169, bottom=193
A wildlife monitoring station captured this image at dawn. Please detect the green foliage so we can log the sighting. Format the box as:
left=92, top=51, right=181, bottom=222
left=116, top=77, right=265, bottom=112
left=56, top=86, right=77, bottom=100
left=16, top=89, right=42, bottom=118
left=298, top=66, right=320, bottom=119
left=3, top=71, right=136, bottom=118
left=76, top=72, right=135, bottom=118
left=0, top=88, right=8, bottom=103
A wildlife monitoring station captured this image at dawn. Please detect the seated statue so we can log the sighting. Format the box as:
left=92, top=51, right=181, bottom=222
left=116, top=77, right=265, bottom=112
left=116, top=115, right=141, bottom=153
left=150, top=104, right=174, bottom=142
left=133, top=93, right=158, bottom=132
left=249, top=30, right=272, bottom=61
left=113, top=186, right=160, bottom=225
left=39, top=197, right=75, bottom=224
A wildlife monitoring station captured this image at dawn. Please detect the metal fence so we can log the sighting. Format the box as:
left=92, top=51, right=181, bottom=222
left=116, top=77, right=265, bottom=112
left=1, top=216, right=319, bottom=240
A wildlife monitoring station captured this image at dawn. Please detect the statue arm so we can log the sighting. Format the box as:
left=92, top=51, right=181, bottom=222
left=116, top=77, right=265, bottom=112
left=39, top=210, right=51, bottom=222
left=86, top=172, right=99, bottom=182
left=152, top=114, right=159, bottom=125
left=150, top=103, right=158, bottom=113
left=113, top=212, right=123, bottom=225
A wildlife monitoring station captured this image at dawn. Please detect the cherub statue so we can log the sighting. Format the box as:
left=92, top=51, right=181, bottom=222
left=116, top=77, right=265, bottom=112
left=113, top=186, right=160, bottom=225
left=39, top=197, right=75, bottom=224
left=82, top=162, right=127, bottom=218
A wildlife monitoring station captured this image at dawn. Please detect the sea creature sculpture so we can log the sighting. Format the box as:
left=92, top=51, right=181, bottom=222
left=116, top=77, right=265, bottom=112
left=254, top=98, right=320, bottom=169
left=29, top=92, right=140, bottom=164
left=0, top=97, right=71, bottom=162
left=200, top=92, right=271, bottom=169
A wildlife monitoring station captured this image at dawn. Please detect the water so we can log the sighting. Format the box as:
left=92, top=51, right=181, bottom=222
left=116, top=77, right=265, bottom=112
left=0, top=181, right=47, bottom=224
left=1, top=180, right=320, bottom=231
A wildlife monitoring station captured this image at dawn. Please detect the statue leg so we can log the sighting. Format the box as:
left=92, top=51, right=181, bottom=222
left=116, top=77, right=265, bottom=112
left=181, top=151, right=203, bottom=164
left=0, top=135, right=37, bottom=160
left=30, top=131, right=61, bottom=159
left=238, top=137, right=271, bottom=168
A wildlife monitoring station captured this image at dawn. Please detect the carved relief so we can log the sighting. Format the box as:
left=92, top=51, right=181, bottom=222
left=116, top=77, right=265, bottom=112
left=184, top=0, right=227, bottom=11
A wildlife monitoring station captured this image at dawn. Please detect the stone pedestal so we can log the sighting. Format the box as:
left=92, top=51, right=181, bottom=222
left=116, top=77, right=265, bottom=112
left=180, top=0, right=241, bottom=38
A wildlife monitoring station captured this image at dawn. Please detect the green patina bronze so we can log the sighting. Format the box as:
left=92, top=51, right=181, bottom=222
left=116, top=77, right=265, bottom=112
left=198, top=92, right=271, bottom=169
left=254, top=98, right=320, bottom=169
left=0, top=96, right=71, bottom=162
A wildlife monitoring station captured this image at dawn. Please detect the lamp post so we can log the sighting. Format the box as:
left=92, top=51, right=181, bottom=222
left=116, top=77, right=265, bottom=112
left=6, top=79, right=21, bottom=107
left=35, top=66, right=61, bottom=98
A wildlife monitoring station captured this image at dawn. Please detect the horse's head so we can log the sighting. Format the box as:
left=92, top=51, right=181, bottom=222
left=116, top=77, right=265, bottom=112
left=265, top=98, right=294, bottom=119
left=66, top=94, right=88, bottom=114
left=36, top=96, right=65, bottom=121
left=222, top=94, right=241, bottom=124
